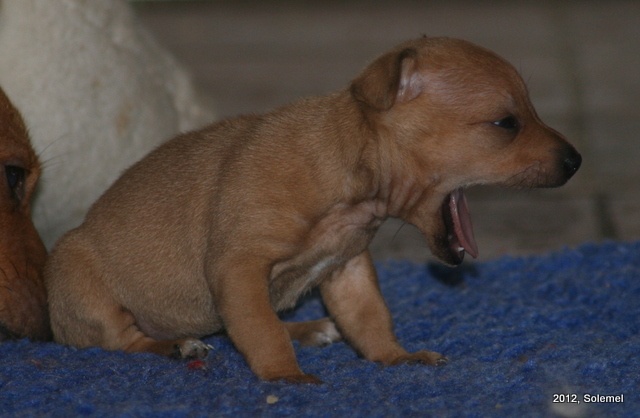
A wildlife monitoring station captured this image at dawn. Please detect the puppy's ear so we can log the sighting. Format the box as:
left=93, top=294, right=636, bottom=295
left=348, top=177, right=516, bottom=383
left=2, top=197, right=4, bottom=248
left=0, top=87, right=29, bottom=145
left=350, top=48, right=422, bottom=111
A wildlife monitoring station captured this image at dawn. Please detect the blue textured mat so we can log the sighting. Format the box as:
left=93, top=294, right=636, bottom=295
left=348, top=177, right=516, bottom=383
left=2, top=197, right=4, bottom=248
left=0, top=242, right=637, bottom=417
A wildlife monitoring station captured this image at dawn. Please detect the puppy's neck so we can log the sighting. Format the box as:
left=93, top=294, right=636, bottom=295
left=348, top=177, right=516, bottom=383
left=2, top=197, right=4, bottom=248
left=338, top=99, right=441, bottom=222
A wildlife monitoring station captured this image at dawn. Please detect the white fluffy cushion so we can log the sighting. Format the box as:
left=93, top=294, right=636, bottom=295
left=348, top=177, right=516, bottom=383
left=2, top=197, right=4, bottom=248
left=0, top=0, right=214, bottom=248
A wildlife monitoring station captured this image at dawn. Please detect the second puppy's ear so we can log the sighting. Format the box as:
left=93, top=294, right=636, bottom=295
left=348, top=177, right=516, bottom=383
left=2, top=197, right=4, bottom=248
left=350, top=48, right=423, bottom=111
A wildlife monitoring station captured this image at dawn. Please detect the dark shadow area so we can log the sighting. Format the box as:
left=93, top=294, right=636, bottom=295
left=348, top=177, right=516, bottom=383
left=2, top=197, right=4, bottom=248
left=428, top=262, right=479, bottom=287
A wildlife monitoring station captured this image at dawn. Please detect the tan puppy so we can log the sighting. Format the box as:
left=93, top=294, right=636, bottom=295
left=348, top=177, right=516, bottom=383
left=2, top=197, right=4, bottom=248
left=0, top=87, right=50, bottom=341
left=45, top=37, right=581, bottom=383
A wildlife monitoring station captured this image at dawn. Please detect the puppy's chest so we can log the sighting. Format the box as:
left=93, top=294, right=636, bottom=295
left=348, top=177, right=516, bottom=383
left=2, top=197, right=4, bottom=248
left=269, top=200, right=385, bottom=311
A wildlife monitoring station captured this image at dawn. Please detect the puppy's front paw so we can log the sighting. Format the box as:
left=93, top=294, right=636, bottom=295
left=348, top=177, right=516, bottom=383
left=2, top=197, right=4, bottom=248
left=388, top=350, right=448, bottom=367
left=171, top=338, right=212, bottom=359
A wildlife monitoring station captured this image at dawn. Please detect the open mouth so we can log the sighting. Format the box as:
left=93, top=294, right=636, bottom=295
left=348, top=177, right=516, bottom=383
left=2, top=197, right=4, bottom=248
left=442, top=188, right=478, bottom=263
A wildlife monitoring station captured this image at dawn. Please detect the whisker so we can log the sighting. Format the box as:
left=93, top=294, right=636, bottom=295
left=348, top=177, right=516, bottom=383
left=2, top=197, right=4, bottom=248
left=36, top=133, right=69, bottom=160
left=392, top=221, right=408, bottom=242
left=36, top=134, right=71, bottom=174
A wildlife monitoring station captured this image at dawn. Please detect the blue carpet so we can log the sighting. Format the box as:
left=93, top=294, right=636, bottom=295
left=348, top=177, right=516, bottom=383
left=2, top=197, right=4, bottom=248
left=0, top=241, right=637, bottom=417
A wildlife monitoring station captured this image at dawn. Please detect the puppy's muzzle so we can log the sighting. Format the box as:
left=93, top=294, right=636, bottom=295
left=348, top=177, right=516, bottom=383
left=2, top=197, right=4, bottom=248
left=504, top=141, right=582, bottom=190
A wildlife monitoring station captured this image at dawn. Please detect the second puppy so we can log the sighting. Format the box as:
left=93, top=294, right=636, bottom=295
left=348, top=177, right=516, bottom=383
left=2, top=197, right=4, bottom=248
left=0, top=87, right=50, bottom=341
left=45, top=37, right=581, bottom=383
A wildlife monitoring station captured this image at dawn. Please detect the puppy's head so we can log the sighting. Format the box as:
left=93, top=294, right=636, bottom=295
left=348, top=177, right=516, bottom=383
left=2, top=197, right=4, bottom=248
left=0, top=87, right=50, bottom=340
left=352, top=37, right=581, bottom=265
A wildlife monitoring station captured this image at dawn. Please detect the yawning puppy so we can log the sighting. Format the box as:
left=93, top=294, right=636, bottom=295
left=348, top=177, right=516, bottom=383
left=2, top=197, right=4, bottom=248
left=45, top=37, right=581, bottom=383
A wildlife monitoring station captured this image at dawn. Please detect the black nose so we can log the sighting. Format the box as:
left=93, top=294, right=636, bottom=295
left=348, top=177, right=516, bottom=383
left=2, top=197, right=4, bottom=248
left=562, top=148, right=582, bottom=179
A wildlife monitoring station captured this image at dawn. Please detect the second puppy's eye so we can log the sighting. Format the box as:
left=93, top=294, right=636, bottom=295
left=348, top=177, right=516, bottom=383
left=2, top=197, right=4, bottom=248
left=492, top=115, right=519, bottom=131
left=5, top=165, right=26, bottom=201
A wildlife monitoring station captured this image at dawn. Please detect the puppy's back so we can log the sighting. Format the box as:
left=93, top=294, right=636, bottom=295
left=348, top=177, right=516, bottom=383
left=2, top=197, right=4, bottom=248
left=45, top=114, right=267, bottom=341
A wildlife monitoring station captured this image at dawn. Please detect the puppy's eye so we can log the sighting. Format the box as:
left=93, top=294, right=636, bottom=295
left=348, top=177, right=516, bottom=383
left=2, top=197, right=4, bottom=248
left=492, top=116, right=519, bottom=131
left=5, top=165, right=26, bottom=201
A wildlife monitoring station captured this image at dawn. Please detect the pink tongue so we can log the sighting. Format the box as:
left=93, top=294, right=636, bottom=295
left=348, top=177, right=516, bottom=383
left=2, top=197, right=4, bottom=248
left=449, top=188, right=479, bottom=258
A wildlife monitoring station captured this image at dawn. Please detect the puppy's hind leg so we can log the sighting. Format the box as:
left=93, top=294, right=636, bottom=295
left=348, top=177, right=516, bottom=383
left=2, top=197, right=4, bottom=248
left=46, top=236, right=210, bottom=360
left=284, top=318, right=342, bottom=347
left=116, top=311, right=211, bottom=359
left=64, top=303, right=211, bottom=359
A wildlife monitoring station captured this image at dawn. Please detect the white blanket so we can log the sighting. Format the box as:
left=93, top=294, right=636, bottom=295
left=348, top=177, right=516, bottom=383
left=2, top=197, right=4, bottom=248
left=0, top=0, right=215, bottom=248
